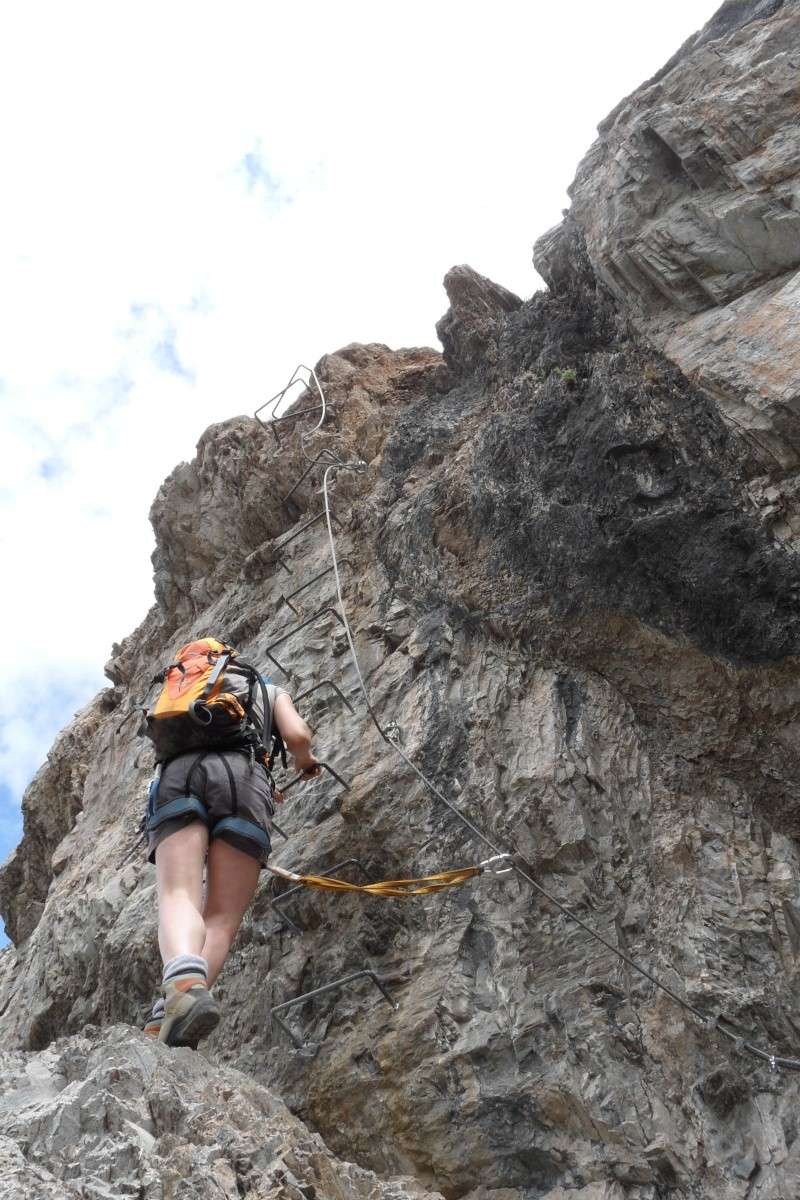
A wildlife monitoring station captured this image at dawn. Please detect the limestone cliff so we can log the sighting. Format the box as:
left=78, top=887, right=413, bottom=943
left=3, top=4, right=800, bottom=1198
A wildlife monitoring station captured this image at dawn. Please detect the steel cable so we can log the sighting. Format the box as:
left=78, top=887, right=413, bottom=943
left=318, top=460, right=800, bottom=1074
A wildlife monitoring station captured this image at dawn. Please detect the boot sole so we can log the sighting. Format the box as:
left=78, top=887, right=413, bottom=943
left=166, top=993, right=221, bottom=1047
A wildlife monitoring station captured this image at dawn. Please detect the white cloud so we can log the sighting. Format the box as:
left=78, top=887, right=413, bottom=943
left=0, top=0, right=721, bottom=886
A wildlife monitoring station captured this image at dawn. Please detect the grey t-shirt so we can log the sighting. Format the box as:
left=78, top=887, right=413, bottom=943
left=263, top=681, right=290, bottom=746
left=265, top=682, right=290, bottom=711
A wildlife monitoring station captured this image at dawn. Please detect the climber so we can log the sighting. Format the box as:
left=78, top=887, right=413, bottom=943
left=139, top=639, right=320, bottom=1047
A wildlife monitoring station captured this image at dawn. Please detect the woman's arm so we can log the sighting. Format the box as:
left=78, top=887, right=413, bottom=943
left=272, top=693, right=320, bottom=775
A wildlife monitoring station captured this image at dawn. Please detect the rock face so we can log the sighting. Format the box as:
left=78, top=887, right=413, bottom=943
left=535, top=0, right=800, bottom=485
left=4, top=4, right=800, bottom=1199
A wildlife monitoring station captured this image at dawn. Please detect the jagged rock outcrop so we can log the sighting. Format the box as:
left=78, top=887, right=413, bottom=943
left=0, top=693, right=115, bottom=946
left=0, top=1027, right=441, bottom=1200
left=4, top=4, right=800, bottom=1198
left=436, top=265, right=522, bottom=378
left=535, top=0, right=800, bottom=501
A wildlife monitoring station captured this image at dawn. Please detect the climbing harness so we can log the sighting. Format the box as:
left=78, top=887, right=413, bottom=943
left=249, top=362, right=800, bottom=1071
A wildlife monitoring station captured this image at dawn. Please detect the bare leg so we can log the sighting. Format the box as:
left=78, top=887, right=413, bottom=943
left=202, top=839, right=261, bottom=985
left=155, top=821, right=210, bottom=964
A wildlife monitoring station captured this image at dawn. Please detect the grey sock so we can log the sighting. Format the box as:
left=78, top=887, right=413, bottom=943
left=162, top=954, right=209, bottom=988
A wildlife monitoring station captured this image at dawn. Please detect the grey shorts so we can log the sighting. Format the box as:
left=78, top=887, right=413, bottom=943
left=146, top=749, right=276, bottom=867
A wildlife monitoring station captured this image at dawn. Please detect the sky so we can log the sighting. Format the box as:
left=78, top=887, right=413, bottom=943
left=0, top=0, right=721, bottom=943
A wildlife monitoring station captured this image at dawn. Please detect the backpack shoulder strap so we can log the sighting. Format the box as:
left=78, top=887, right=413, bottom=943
left=234, top=660, right=272, bottom=746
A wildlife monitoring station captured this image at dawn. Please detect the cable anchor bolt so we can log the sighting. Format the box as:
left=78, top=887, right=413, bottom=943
left=480, top=853, right=514, bottom=875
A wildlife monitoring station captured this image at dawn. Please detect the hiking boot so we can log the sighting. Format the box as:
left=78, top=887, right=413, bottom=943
left=158, top=981, right=221, bottom=1047
left=143, top=995, right=204, bottom=1049
left=143, top=997, right=164, bottom=1038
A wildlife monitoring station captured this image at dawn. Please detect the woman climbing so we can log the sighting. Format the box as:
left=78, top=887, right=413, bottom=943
left=139, top=638, right=319, bottom=1046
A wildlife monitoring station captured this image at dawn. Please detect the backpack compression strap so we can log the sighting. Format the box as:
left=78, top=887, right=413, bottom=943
left=203, top=651, right=231, bottom=697
left=234, top=658, right=273, bottom=750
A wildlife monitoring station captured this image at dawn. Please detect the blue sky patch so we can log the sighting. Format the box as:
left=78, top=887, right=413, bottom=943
left=0, top=671, right=104, bottom=948
left=126, top=303, right=194, bottom=381
left=0, top=781, right=21, bottom=948
left=240, top=145, right=290, bottom=211
left=38, top=454, right=66, bottom=480
left=152, top=329, right=194, bottom=381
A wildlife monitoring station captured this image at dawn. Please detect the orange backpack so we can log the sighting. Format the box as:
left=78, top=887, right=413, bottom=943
left=145, top=638, right=274, bottom=763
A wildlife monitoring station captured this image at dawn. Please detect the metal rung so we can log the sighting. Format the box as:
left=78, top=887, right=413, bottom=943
left=264, top=607, right=345, bottom=678
left=254, top=365, right=328, bottom=450
left=272, top=858, right=374, bottom=933
left=271, top=970, right=397, bottom=1049
left=255, top=369, right=310, bottom=423
left=278, top=560, right=352, bottom=616
left=270, top=510, right=343, bottom=573
left=264, top=651, right=293, bottom=681
left=282, top=449, right=340, bottom=509
left=294, top=679, right=355, bottom=715
left=269, top=405, right=325, bottom=425
left=271, top=819, right=289, bottom=841
left=267, top=607, right=345, bottom=652
left=280, top=760, right=351, bottom=795
left=243, top=545, right=292, bottom=579
left=265, top=406, right=326, bottom=448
